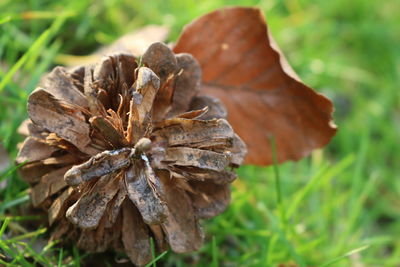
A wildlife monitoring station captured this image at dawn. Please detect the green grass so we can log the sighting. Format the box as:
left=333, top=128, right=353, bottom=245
left=1, top=0, right=399, bottom=266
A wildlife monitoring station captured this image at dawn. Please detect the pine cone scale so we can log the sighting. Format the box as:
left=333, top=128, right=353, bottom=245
left=125, top=162, right=167, bottom=225
left=122, top=200, right=153, bottom=266
left=39, top=66, right=89, bottom=107
left=160, top=178, right=204, bottom=253
left=30, top=166, right=69, bottom=207
left=27, top=89, right=91, bottom=151
left=189, top=180, right=231, bottom=219
left=66, top=173, right=121, bottom=229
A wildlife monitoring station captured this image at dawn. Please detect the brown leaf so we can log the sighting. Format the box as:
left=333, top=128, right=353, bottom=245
left=27, top=89, right=92, bottom=153
left=160, top=176, right=203, bottom=253
left=122, top=199, right=152, bottom=266
left=174, top=7, right=337, bottom=165
left=66, top=174, right=120, bottom=229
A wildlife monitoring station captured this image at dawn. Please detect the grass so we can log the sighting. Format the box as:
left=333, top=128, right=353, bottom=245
left=0, top=0, right=399, bottom=266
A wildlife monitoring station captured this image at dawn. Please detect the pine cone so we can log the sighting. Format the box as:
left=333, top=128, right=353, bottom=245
left=16, top=42, right=246, bottom=265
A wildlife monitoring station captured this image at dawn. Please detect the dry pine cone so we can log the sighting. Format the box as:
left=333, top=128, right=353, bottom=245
left=16, top=42, right=247, bottom=265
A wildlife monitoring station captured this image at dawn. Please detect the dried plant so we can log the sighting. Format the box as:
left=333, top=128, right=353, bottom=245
left=16, top=7, right=336, bottom=266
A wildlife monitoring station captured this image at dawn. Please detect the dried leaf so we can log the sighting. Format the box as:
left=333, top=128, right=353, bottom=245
left=174, top=7, right=337, bottom=165
left=28, top=89, right=91, bottom=152
left=122, top=200, right=152, bottom=266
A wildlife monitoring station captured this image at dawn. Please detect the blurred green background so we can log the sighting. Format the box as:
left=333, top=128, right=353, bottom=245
left=0, top=0, right=399, bottom=266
